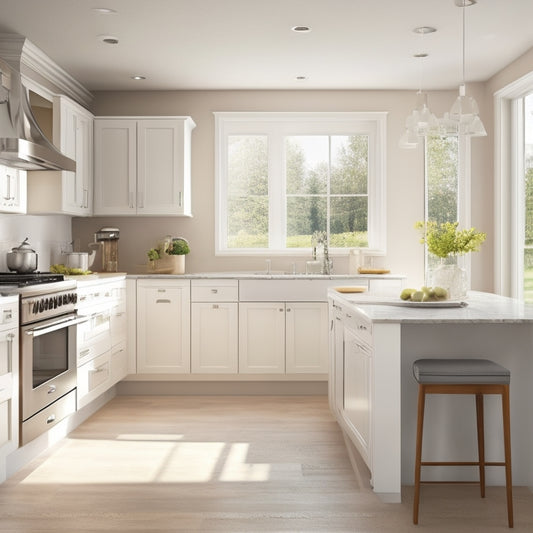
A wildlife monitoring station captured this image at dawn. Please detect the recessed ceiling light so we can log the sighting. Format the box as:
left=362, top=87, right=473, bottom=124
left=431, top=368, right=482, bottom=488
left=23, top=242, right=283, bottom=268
left=454, top=0, right=476, bottom=6
left=92, top=7, right=117, bottom=14
left=98, top=35, right=119, bottom=44
left=131, top=75, right=146, bottom=80
left=292, top=26, right=311, bottom=33
left=413, top=26, right=437, bottom=35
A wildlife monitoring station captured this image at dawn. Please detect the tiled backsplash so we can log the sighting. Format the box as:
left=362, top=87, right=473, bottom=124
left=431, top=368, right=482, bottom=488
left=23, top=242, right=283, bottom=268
left=0, top=214, right=72, bottom=272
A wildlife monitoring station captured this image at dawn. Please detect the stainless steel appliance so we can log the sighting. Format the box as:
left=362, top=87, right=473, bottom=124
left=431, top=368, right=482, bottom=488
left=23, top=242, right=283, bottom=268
left=0, top=272, right=86, bottom=445
left=0, top=57, right=76, bottom=172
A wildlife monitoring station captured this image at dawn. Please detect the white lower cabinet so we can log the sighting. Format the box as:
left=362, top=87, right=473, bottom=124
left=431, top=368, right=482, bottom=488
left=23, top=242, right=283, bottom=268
left=76, top=278, right=127, bottom=409
left=0, top=297, right=19, bottom=482
left=191, top=303, right=238, bottom=373
left=239, top=303, right=286, bottom=373
left=136, top=279, right=190, bottom=373
left=239, top=301, right=328, bottom=374
left=329, top=296, right=373, bottom=471
left=285, top=302, right=328, bottom=373
left=343, top=325, right=372, bottom=467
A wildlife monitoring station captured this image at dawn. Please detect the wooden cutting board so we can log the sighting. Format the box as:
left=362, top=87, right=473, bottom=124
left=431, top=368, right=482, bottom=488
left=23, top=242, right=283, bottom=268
left=357, top=267, right=391, bottom=274
left=334, top=286, right=368, bottom=293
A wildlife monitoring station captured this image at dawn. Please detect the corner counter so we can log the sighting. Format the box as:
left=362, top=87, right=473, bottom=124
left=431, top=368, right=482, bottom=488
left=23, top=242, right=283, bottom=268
left=328, top=289, right=533, bottom=503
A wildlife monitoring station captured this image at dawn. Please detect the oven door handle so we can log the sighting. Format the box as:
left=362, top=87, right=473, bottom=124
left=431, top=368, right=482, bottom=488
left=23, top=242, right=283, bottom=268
left=25, top=315, right=90, bottom=337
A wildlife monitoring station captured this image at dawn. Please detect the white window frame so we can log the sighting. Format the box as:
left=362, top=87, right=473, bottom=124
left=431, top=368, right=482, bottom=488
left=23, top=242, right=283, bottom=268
left=214, top=111, right=387, bottom=256
left=494, top=72, right=533, bottom=298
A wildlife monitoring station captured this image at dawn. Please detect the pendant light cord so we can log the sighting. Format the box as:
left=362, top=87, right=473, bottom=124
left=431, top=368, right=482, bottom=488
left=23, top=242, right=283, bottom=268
left=461, top=4, right=466, bottom=86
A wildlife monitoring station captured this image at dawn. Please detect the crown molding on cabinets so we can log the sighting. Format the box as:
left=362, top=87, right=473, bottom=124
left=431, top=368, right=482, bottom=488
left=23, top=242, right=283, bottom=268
left=0, top=33, right=93, bottom=109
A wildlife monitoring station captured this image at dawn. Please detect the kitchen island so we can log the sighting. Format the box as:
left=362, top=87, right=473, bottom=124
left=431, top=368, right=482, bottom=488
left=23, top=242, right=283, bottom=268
left=328, top=290, right=533, bottom=503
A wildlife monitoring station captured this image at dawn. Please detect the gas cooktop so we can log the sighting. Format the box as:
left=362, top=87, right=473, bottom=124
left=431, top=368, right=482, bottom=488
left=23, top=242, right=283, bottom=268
left=0, top=272, right=65, bottom=287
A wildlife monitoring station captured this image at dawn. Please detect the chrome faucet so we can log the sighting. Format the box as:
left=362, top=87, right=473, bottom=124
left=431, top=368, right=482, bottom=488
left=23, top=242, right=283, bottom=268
left=312, top=231, right=332, bottom=275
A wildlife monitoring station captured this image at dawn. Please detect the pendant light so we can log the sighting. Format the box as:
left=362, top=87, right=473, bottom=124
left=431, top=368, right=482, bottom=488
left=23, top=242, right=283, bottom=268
left=399, top=31, right=439, bottom=149
left=445, top=0, right=487, bottom=137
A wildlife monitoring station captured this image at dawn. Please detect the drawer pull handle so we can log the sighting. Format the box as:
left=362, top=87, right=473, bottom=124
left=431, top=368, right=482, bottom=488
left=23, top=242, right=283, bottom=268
left=89, top=367, right=107, bottom=374
left=46, top=414, right=56, bottom=424
left=156, top=299, right=171, bottom=304
left=212, top=304, right=219, bottom=309
left=211, top=289, right=218, bottom=294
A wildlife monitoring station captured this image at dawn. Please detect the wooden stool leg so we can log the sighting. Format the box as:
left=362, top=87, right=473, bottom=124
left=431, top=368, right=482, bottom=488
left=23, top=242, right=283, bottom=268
left=475, top=393, right=486, bottom=498
left=413, top=384, right=426, bottom=525
left=502, top=385, right=514, bottom=528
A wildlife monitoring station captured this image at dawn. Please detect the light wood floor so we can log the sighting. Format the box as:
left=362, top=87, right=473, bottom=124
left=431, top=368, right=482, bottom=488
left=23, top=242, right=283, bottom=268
left=1, top=395, right=533, bottom=532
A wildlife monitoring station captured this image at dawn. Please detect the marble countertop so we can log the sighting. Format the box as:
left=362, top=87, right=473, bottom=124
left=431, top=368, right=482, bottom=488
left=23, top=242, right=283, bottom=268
left=328, top=289, right=533, bottom=324
left=128, top=272, right=406, bottom=280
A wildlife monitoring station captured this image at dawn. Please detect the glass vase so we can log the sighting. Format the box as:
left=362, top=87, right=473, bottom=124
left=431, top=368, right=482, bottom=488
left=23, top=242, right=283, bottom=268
left=427, top=260, right=467, bottom=300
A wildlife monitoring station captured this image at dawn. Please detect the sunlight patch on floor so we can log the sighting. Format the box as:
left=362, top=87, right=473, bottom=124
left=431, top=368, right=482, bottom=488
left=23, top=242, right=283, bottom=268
left=19, top=438, right=272, bottom=484
left=219, top=443, right=271, bottom=482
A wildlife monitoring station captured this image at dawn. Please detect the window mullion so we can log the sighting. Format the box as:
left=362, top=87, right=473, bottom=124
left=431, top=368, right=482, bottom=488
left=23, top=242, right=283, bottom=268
left=269, top=133, right=284, bottom=249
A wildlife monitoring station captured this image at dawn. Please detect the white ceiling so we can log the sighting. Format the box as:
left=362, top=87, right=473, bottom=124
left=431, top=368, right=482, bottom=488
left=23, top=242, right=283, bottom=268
left=1, top=0, right=533, bottom=92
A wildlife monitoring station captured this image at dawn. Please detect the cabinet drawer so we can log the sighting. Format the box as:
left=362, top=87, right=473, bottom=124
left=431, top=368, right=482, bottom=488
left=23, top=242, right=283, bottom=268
left=343, top=308, right=373, bottom=346
left=77, top=352, right=111, bottom=408
left=191, top=280, right=238, bottom=302
left=21, top=389, right=76, bottom=446
left=77, top=307, right=112, bottom=364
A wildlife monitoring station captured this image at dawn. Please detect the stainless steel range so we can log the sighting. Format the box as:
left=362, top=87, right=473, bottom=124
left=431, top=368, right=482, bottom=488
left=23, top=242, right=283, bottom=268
left=0, top=273, right=86, bottom=445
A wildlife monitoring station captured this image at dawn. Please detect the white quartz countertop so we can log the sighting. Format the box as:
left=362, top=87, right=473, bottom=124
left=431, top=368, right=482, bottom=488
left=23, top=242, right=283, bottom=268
left=329, top=289, right=533, bottom=324
left=128, top=272, right=405, bottom=280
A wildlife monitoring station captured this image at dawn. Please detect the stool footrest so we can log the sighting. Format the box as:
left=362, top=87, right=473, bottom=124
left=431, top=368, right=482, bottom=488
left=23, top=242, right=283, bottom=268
left=420, top=480, right=482, bottom=485
left=421, top=461, right=506, bottom=467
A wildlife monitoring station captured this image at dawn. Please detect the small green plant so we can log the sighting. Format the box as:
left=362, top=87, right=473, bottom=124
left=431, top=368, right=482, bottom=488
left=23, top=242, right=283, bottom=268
left=147, top=237, right=190, bottom=261
left=147, top=248, right=160, bottom=261
left=415, top=221, right=486, bottom=258
left=168, top=238, right=190, bottom=255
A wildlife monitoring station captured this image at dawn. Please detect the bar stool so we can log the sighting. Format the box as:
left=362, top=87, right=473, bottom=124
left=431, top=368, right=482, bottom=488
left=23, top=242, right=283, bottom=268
left=412, top=358, right=513, bottom=528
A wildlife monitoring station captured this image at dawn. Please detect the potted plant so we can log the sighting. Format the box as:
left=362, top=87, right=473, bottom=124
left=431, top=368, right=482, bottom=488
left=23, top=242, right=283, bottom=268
left=415, top=221, right=486, bottom=299
left=147, top=237, right=190, bottom=274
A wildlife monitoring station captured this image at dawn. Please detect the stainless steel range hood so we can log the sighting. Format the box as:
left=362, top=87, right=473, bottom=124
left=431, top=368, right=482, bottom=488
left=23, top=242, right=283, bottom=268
left=0, top=57, right=76, bottom=172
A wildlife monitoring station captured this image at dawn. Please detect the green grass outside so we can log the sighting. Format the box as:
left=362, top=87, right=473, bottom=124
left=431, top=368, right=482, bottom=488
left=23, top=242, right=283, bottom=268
left=524, top=267, right=533, bottom=302
left=228, top=231, right=368, bottom=249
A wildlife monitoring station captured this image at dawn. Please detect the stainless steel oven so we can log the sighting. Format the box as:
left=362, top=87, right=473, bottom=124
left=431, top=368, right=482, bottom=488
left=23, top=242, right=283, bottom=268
left=20, top=312, right=86, bottom=425
left=0, top=274, right=86, bottom=445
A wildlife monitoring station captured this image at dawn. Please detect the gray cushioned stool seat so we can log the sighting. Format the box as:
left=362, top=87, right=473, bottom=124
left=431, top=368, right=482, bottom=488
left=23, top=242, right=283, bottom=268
left=413, top=358, right=510, bottom=385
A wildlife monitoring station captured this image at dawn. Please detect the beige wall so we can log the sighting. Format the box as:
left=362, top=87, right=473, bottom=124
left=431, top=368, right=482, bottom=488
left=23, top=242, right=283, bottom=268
left=72, top=88, right=493, bottom=289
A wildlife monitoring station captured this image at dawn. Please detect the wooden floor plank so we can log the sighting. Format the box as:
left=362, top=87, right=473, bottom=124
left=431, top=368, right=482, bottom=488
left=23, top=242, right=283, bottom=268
left=1, top=395, right=532, bottom=531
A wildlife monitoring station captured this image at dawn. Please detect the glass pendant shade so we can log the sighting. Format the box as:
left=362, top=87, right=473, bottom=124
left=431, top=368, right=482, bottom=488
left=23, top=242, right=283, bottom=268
left=448, top=83, right=487, bottom=137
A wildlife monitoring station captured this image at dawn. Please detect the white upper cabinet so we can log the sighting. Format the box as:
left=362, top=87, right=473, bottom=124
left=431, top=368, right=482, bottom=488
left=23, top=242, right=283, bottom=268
left=93, top=117, right=195, bottom=216
left=27, top=95, right=94, bottom=216
left=0, top=165, right=27, bottom=213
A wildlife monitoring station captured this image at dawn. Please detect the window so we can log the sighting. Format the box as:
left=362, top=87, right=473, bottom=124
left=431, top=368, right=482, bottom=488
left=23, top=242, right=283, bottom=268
left=424, top=135, right=460, bottom=271
left=215, top=112, right=386, bottom=255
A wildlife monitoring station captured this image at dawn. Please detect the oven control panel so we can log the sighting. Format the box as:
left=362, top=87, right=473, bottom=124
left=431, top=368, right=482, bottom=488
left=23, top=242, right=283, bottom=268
left=21, top=290, right=78, bottom=325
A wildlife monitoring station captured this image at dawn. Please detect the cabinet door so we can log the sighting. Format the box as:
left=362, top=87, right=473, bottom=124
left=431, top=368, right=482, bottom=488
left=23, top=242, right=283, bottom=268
left=329, top=302, right=345, bottom=415
left=137, top=280, right=190, bottom=373
left=94, top=119, right=137, bottom=215
left=343, top=327, right=372, bottom=467
left=238, top=303, right=285, bottom=373
left=0, top=324, right=18, bottom=459
left=191, top=302, right=238, bottom=373
left=285, top=302, right=328, bottom=373
left=0, top=165, right=26, bottom=213
left=137, top=119, right=186, bottom=215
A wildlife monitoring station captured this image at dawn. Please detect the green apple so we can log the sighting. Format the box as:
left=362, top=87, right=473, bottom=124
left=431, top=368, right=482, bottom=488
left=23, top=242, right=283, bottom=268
left=400, top=288, right=416, bottom=300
